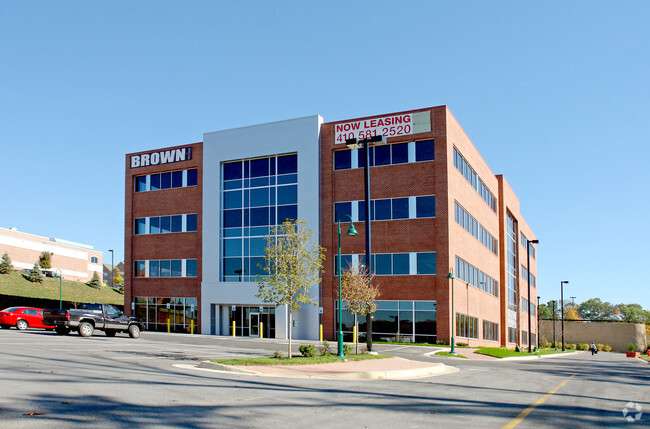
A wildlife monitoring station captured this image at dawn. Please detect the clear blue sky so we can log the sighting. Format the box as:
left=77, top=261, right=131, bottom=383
left=1, top=2, right=648, bottom=308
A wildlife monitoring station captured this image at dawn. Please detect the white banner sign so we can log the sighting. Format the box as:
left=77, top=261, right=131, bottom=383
left=335, top=113, right=413, bottom=143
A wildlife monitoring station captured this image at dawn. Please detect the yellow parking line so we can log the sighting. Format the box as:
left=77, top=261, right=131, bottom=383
left=502, top=374, right=576, bottom=429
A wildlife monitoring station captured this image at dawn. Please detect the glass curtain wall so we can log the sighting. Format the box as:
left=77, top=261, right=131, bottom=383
left=134, top=297, right=198, bottom=333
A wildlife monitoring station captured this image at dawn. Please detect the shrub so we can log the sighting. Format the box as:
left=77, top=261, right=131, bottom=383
left=343, top=344, right=353, bottom=355
left=541, top=341, right=552, bottom=348
left=318, top=340, right=332, bottom=356
left=0, top=253, right=13, bottom=274
left=435, top=340, right=448, bottom=345
left=603, top=345, right=612, bottom=352
left=569, top=344, right=577, bottom=350
left=272, top=350, right=284, bottom=359
left=27, top=263, right=44, bottom=283
left=456, top=342, right=468, bottom=347
left=578, top=343, right=589, bottom=351
left=628, top=343, right=636, bottom=352
left=86, top=271, right=102, bottom=289
left=596, top=344, right=604, bottom=351
left=299, top=344, right=317, bottom=357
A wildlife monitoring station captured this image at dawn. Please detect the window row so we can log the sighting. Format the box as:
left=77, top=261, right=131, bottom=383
left=335, top=195, right=435, bottom=223
left=336, top=252, right=436, bottom=276
left=223, top=154, right=298, bottom=180
left=521, top=297, right=537, bottom=316
left=223, top=185, right=297, bottom=209
left=522, top=332, right=537, bottom=346
left=521, top=232, right=536, bottom=259
left=223, top=256, right=265, bottom=282
left=454, top=256, right=499, bottom=296
left=135, top=214, right=198, bottom=235
left=135, top=169, right=198, bottom=193
left=334, top=140, right=434, bottom=171
left=456, top=313, right=479, bottom=339
left=134, top=259, right=197, bottom=278
left=453, top=147, right=497, bottom=212
left=483, top=320, right=499, bottom=342
left=520, top=265, right=536, bottom=287
left=454, top=201, right=498, bottom=254
left=223, top=205, right=298, bottom=228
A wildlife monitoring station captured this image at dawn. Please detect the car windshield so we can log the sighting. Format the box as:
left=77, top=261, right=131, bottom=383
left=1, top=307, right=20, bottom=312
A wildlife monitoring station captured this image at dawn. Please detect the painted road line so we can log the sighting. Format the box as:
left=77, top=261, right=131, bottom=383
left=502, top=374, right=576, bottom=429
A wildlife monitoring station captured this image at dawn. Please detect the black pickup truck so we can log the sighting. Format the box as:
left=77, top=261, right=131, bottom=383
left=43, top=303, right=144, bottom=338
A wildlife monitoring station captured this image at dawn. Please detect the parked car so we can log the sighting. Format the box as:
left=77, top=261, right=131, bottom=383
left=43, top=303, right=144, bottom=338
left=0, top=307, right=55, bottom=330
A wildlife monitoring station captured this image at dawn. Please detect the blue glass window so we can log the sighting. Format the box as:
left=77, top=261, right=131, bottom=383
left=136, top=176, right=147, bottom=192
left=249, top=237, right=267, bottom=256
left=335, top=202, right=352, bottom=222
left=357, top=147, right=374, bottom=168
left=224, top=210, right=242, bottom=228
left=334, top=150, right=351, bottom=170
left=250, top=158, right=269, bottom=177
left=223, top=258, right=243, bottom=278
left=186, top=169, right=198, bottom=186
left=160, top=216, right=171, bottom=233
left=149, top=217, right=160, bottom=234
left=186, top=214, right=197, bottom=232
left=149, top=260, right=160, bottom=277
left=171, top=260, right=182, bottom=277
left=186, top=259, right=197, bottom=277
left=134, top=261, right=146, bottom=277
left=250, top=207, right=270, bottom=226
left=224, top=162, right=242, bottom=180
left=277, top=185, right=297, bottom=205
left=391, top=143, right=408, bottom=164
left=150, top=174, right=160, bottom=191
left=392, top=198, right=409, bottom=219
left=171, top=215, right=182, bottom=232
left=375, top=254, right=392, bottom=275
left=416, top=196, right=436, bottom=218
left=160, top=260, right=171, bottom=277
left=250, top=188, right=269, bottom=207
left=249, top=257, right=266, bottom=276
left=393, top=254, right=410, bottom=275
left=135, top=218, right=146, bottom=235
left=375, top=199, right=392, bottom=220
left=374, top=146, right=390, bottom=166
left=172, top=171, right=183, bottom=188
left=277, top=154, right=297, bottom=174
left=416, top=140, right=435, bottom=161
left=277, top=174, right=297, bottom=184
left=417, top=253, right=436, bottom=274
left=335, top=255, right=353, bottom=275
left=277, top=205, right=297, bottom=223
left=160, top=172, right=171, bottom=189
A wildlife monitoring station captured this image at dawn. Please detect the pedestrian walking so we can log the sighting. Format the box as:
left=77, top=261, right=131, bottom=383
left=590, top=342, right=597, bottom=355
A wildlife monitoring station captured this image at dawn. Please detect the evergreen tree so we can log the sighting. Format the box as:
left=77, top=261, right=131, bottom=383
left=38, top=251, right=52, bottom=269
left=86, top=271, right=102, bottom=289
left=0, top=252, right=13, bottom=274
left=28, top=262, right=44, bottom=283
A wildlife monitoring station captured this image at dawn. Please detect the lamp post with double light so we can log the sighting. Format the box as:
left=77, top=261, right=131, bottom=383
left=526, top=239, right=538, bottom=352
left=561, top=280, right=569, bottom=351
left=345, top=134, right=386, bottom=352
left=337, top=214, right=358, bottom=360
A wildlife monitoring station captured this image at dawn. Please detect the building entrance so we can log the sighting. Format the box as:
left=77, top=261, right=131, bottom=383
left=229, top=305, right=275, bottom=338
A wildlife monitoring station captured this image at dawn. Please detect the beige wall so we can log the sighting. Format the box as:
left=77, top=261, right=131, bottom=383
left=540, top=320, right=647, bottom=353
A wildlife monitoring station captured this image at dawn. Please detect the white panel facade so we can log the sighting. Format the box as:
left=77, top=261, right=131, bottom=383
left=201, top=116, right=323, bottom=340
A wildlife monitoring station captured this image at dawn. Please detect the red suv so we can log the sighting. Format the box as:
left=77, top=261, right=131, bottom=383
left=0, top=307, right=55, bottom=330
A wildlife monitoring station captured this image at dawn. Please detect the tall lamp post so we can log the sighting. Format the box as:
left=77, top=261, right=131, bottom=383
left=560, top=280, right=569, bottom=351
left=337, top=214, right=358, bottom=359
left=55, top=269, right=62, bottom=310
left=108, top=249, right=114, bottom=289
left=526, top=239, right=538, bottom=352
left=536, top=296, right=540, bottom=349
left=447, top=270, right=456, bottom=355
left=551, top=300, right=557, bottom=349
left=346, top=134, right=386, bottom=352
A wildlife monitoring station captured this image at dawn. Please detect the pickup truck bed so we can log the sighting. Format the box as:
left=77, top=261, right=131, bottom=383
left=43, top=303, right=144, bottom=338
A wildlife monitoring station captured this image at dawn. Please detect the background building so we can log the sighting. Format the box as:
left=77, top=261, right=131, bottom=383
left=124, top=106, right=538, bottom=346
left=0, top=226, right=103, bottom=282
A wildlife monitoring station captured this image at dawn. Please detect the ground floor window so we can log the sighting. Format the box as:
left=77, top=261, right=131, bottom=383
left=508, top=327, right=517, bottom=343
left=522, top=330, right=528, bottom=345
left=483, top=320, right=499, bottom=341
left=228, top=305, right=276, bottom=338
left=336, top=300, right=436, bottom=343
left=134, top=297, right=197, bottom=333
left=456, top=312, right=478, bottom=339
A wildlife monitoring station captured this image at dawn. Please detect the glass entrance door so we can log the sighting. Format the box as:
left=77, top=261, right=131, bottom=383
left=250, top=313, right=260, bottom=337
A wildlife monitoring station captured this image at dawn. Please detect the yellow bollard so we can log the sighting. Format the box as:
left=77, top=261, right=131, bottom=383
left=191, top=319, right=194, bottom=335
left=232, top=321, right=236, bottom=337
left=319, top=324, right=323, bottom=342
left=260, top=322, right=263, bottom=338
left=167, top=318, right=170, bottom=333
left=353, top=326, right=357, bottom=344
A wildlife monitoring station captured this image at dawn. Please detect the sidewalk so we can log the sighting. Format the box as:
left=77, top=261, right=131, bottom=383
left=198, top=356, right=458, bottom=380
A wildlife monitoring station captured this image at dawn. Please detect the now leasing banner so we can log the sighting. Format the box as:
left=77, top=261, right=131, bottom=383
left=334, top=111, right=431, bottom=143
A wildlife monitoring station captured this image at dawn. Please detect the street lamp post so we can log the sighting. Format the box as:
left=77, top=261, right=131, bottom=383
left=526, top=239, right=538, bottom=352
left=560, top=280, right=569, bottom=351
left=551, top=300, right=556, bottom=349
left=346, top=134, right=385, bottom=352
left=55, top=269, right=62, bottom=310
left=109, top=249, right=114, bottom=289
left=337, top=214, right=358, bottom=360
left=447, top=270, right=456, bottom=355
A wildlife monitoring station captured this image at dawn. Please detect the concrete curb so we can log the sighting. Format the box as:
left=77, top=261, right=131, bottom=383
left=198, top=360, right=457, bottom=380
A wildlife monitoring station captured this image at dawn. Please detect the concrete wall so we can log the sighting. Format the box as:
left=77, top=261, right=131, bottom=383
left=540, top=320, right=648, bottom=353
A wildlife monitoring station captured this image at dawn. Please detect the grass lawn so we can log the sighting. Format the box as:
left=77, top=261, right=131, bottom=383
left=212, top=353, right=392, bottom=366
left=474, top=347, right=574, bottom=358
left=436, top=351, right=467, bottom=358
left=0, top=270, right=124, bottom=306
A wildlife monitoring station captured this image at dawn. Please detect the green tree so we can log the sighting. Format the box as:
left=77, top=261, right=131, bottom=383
left=86, top=271, right=102, bottom=289
left=256, top=219, right=326, bottom=358
left=112, top=267, right=124, bottom=288
left=0, top=252, right=13, bottom=274
left=538, top=300, right=559, bottom=319
left=578, top=298, right=617, bottom=320
left=28, top=262, right=44, bottom=283
left=341, top=262, right=380, bottom=352
left=38, top=251, right=52, bottom=269
left=616, top=303, right=649, bottom=324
